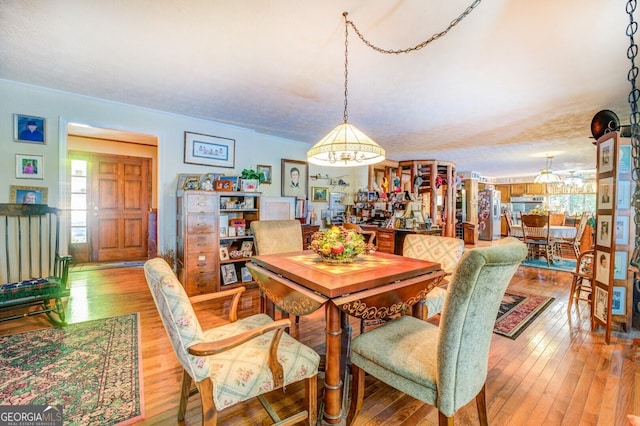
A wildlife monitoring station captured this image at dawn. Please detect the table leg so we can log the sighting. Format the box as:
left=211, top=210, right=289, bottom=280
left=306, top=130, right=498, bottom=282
left=323, top=302, right=343, bottom=424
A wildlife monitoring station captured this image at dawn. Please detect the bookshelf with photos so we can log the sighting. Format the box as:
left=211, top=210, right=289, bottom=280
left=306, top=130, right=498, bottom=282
left=593, top=132, right=635, bottom=342
left=176, top=188, right=260, bottom=295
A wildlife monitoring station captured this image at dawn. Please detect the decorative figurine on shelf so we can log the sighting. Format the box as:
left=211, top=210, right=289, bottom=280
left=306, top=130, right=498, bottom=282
left=381, top=176, right=389, bottom=193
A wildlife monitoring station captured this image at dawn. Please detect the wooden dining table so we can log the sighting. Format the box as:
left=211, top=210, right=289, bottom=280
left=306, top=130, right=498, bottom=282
left=247, top=250, right=445, bottom=425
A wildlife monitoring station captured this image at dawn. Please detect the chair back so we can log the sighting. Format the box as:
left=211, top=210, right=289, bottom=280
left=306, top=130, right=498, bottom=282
left=574, top=213, right=589, bottom=243
left=250, top=220, right=303, bottom=255
left=436, top=237, right=527, bottom=415
left=549, top=212, right=566, bottom=226
left=520, top=213, right=550, bottom=242
left=343, top=223, right=376, bottom=245
left=503, top=212, right=515, bottom=236
left=144, top=258, right=210, bottom=382
left=402, top=234, right=464, bottom=274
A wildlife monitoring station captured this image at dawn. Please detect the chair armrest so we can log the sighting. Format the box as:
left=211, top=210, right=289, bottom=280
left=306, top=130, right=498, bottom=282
left=189, top=286, right=246, bottom=322
left=188, top=318, right=291, bottom=356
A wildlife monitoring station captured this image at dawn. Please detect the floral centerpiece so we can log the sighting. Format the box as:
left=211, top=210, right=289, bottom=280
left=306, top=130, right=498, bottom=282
left=529, top=206, right=548, bottom=215
left=308, top=226, right=371, bottom=263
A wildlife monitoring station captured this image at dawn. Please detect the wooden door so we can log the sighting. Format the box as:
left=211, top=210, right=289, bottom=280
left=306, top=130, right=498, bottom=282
left=91, top=154, right=150, bottom=262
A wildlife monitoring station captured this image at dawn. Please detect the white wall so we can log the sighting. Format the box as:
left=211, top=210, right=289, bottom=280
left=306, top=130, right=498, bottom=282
left=0, top=79, right=368, bottom=254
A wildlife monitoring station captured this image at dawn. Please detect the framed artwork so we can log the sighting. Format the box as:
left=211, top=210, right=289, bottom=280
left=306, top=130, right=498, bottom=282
left=219, top=246, right=230, bottom=261
left=598, top=137, right=614, bottom=174
left=184, top=132, right=235, bottom=168
left=617, top=180, right=631, bottom=209
left=597, top=177, right=613, bottom=210
left=594, top=286, right=608, bottom=323
left=14, top=114, right=45, bottom=144
left=240, top=241, right=253, bottom=253
left=257, top=164, right=272, bottom=184
left=221, top=264, right=238, bottom=285
left=16, top=154, right=44, bottom=179
left=10, top=185, right=48, bottom=204
left=311, top=187, right=329, bottom=202
left=281, top=159, right=308, bottom=199
left=596, top=214, right=612, bottom=248
left=615, top=216, right=629, bottom=245
left=595, top=250, right=610, bottom=286
left=241, top=266, right=253, bottom=283
left=619, top=145, right=631, bottom=174
left=329, top=192, right=346, bottom=211
left=611, top=286, right=626, bottom=315
left=614, top=251, right=628, bottom=280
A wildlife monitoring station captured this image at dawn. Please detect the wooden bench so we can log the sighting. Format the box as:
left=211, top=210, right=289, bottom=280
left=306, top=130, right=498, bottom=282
left=0, top=204, right=72, bottom=325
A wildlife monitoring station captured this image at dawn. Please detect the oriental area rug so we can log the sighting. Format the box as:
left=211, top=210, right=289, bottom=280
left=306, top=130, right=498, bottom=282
left=494, top=291, right=555, bottom=339
left=0, top=313, right=144, bottom=425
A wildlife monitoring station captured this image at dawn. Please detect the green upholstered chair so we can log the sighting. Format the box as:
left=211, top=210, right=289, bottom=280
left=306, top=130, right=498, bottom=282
left=144, top=258, right=320, bottom=425
left=347, top=237, right=527, bottom=426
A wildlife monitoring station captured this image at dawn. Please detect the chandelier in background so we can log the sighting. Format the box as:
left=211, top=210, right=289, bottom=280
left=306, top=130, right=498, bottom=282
left=533, top=156, right=561, bottom=184
left=307, top=2, right=483, bottom=167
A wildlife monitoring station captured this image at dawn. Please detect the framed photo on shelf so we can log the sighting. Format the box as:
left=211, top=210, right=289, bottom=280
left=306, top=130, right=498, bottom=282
left=14, top=114, right=45, bottom=144
left=598, top=136, right=614, bottom=174
left=281, top=159, right=308, bottom=199
left=614, top=251, right=628, bottom=280
left=219, top=246, right=230, bottom=261
left=9, top=185, right=48, bottom=204
left=241, top=267, right=253, bottom=283
left=596, top=214, right=612, bottom=248
left=184, top=131, right=235, bottom=168
left=257, top=164, right=272, bottom=184
left=16, top=154, right=44, bottom=179
left=311, top=187, right=329, bottom=202
left=240, top=241, right=253, bottom=253
left=597, top=177, right=613, bottom=210
left=221, top=264, right=238, bottom=285
left=611, top=286, right=626, bottom=315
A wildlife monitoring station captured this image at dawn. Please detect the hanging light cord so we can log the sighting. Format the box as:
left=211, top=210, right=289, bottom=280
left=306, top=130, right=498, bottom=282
left=626, top=0, right=640, bottom=265
left=345, top=0, right=482, bottom=55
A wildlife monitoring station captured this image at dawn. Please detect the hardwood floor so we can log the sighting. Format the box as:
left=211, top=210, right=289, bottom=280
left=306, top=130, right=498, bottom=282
left=1, top=261, right=638, bottom=425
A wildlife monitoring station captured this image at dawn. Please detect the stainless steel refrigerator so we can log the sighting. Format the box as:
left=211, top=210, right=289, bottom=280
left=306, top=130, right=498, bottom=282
left=478, top=189, right=501, bottom=240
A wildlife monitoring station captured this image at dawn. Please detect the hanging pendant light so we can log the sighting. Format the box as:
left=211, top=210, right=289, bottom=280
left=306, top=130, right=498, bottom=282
left=534, top=156, right=561, bottom=183
left=307, top=12, right=385, bottom=167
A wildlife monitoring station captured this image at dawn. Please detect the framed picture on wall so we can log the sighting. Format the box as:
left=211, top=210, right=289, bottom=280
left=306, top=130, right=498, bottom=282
left=16, top=154, right=44, bottom=179
left=257, top=164, right=272, bottom=184
left=184, top=132, right=235, bottom=168
left=597, top=177, right=613, bottom=210
left=311, top=187, right=329, bottom=202
left=617, top=180, right=631, bottom=209
left=619, top=145, right=631, bottom=174
left=615, top=216, right=629, bottom=245
left=611, top=286, right=626, bottom=315
left=281, top=159, right=308, bottom=199
left=9, top=185, right=48, bottom=204
left=598, top=137, right=614, bottom=174
left=596, top=214, right=612, bottom=248
left=614, top=251, right=628, bottom=280
left=595, top=250, right=610, bottom=286
left=14, top=114, right=45, bottom=144
left=594, top=286, right=608, bottom=323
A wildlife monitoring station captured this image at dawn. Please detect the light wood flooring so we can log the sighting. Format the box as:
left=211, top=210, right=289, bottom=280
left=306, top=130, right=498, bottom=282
left=1, top=260, right=639, bottom=425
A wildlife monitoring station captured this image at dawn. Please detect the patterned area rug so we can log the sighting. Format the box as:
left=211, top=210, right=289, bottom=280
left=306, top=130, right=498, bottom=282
left=521, top=257, right=577, bottom=273
left=0, top=313, right=144, bottom=425
left=494, top=291, right=555, bottom=339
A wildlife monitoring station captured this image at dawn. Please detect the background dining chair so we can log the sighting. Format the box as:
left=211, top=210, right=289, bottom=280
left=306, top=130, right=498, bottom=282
left=144, top=257, right=320, bottom=426
left=343, top=222, right=376, bottom=245
left=520, top=212, right=553, bottom=266
left=503, top=211, right=523, bottom=240
left=567, top=249, right=594, bottom=323
left=549, top=212, right=566, bottom=226
left=554, top=213, right=588, bottom=259
left=347, top=237, right=527, bottom=426
left=250, top=220, right=304, bottom=322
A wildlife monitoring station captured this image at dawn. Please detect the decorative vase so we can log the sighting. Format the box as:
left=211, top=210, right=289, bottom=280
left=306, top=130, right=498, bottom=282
left=241, top=179, right=259, bottom=192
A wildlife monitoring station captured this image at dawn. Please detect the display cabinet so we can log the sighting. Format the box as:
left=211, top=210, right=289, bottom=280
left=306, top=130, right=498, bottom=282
left=177, top=190, right=260, bottom=295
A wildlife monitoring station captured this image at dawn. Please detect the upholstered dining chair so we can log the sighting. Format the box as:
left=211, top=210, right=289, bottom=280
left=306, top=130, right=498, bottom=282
left=144, top=258, right=320, bottom=426
left=250, top=220, right=303, bottom=321
left=347, top=237, right=527, bottom=426
left=520, top=212, right=553, bottom=266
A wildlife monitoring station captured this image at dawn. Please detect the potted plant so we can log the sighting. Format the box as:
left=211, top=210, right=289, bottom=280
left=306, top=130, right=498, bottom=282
left=240, top=168, right=265, bottom=192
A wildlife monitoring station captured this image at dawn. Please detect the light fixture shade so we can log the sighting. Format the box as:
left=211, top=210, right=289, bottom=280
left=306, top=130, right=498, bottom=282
left=307, top=122, right=385, bottom=167
left=534, top=169, right=561, bottom=183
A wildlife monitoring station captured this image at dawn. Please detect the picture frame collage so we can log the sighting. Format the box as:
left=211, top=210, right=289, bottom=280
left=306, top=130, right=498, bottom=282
left=593, top=132, right=633, bottom=343
left=11, top=114, right=48, bottom=204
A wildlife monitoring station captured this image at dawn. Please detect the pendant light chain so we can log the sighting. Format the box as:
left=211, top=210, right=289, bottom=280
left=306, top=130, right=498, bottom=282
left=343, top=12, right=349, bottom=123
left=627, top=0, right=640, bottom=265
left=345, top=0, right=482, bottom=55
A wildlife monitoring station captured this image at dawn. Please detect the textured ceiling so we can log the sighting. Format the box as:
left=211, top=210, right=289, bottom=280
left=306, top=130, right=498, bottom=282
left=0, top=0, right=632, bottom=178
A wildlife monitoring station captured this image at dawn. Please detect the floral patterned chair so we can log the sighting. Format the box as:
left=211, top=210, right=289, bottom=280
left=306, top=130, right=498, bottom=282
left=347, top=238, right=527, bottom=426
left=144, top=257, right=320, bottom=425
